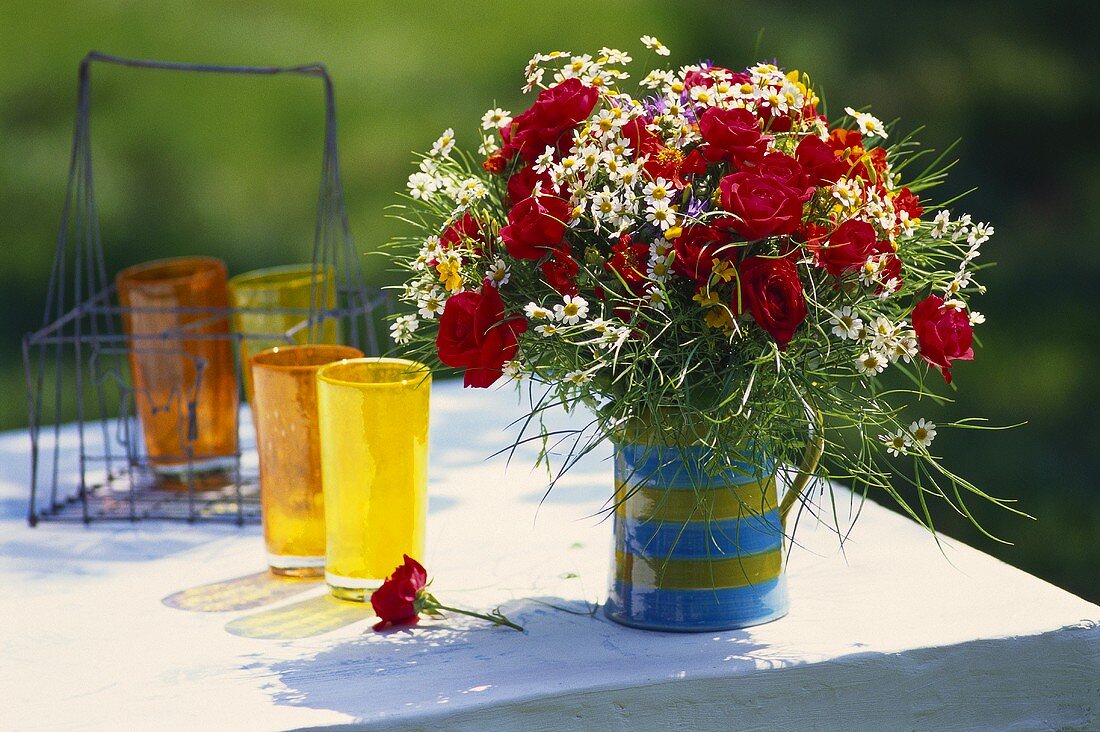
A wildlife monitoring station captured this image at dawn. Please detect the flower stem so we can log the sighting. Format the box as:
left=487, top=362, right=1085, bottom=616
left=434, top=603, right=524, bottom=632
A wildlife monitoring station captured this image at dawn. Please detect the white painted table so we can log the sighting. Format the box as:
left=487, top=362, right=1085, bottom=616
left=1, top=380, right=1097, bottom=730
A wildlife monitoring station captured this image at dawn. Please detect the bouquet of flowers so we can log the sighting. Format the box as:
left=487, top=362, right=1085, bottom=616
left=386, top=36, right=1013, bottom=535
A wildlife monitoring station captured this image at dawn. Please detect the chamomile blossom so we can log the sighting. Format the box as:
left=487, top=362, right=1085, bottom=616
left=407, top=172, right=439, bottom=201
left=534, top=323, right=559, bottom=337
left=502, top=360, right=525, bottom=381
left=389, top=314, right=419, bottom=345
left=881, top=429, right=912, bottom=457
left=487, top=259, right=510, bottom=288
left=646, top=199, right=678, bottom=230
left=554, top=294, right=589, bottom=324
left=856, top=350, right=888, bottom=376
left=640, top=35, right=670, bottom=56
left=563, top=369, right=594, bottom=386
left=929, top=210, right=951, bottom=239
left=885, top=331, right=919, bottom=363
left=524, top=302, right=552, bottom=320
left=417, top=290, right=446, bottom=320
left=909, top=419, right=937, bottom=448
left=844, top=107, right=887, bottom=139
left=481, top=107, right=512, bottom=131
left=829, top=307, right=863, bottom=340
left=431, top=128, right=456, bottom=157
left=969, top=311, right=986, bottom=326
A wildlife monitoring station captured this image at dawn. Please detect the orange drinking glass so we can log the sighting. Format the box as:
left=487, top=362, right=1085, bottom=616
left=116, top=256, right=239, bottom=479
left=250, top=344, right=363, bottom=575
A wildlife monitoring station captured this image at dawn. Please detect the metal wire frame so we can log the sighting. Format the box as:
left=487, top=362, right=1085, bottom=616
left=23, top=52, right=388, bottom=526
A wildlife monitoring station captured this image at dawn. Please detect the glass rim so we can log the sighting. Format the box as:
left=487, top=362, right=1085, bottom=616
left=228, top=263, right=334, bottom=291
left=251, top=344, right=365, bottom=372
left=316, top=357, right=431, bottom=388
left=116, top=256, right=227, bottom=286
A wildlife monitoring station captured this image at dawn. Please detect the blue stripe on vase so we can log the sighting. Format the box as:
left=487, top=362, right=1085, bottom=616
left=604, top=576, right=789, bottom=631
left=615, top=442, right=776, bottom=489
left=616, top=510, right=783, bottom=559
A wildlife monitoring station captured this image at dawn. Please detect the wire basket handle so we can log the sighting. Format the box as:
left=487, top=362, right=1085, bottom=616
left=46, top=51, right=371, bottom=348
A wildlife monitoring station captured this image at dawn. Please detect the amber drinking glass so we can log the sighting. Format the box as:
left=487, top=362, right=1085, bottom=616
left=228, top=264, right=337, bottom=406
left=116, top=256, right=239, bottom=479
left=316, top=358, right=431, bottom=601
left=250, top=344, right=364, bottom=576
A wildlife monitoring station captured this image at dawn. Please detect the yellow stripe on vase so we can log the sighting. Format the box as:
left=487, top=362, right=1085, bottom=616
left=614, top=477, right=778, bottom=523
left=614, top=548, right=783, bottom=590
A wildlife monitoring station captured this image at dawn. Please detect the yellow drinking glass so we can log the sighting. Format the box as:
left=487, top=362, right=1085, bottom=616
left=228, top=264, right=337, bottom=405
left=316, top=358, right=431, bottom=601
left=251, top=344, right=364, bottom=576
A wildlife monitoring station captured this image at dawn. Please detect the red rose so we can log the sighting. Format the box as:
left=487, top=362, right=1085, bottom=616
left=440, top=212, right=486, bottom=254
left=482, top=151, right=506, bottom=175
left=754, top=152, right=813, bottom=200
left=795, top=135, right=847, bottom=186
left=671, top=225, right=731, bottom=282
left=506, top=166, right=553, bottom=207
left=370, top=554, right=427, bottom=631
left=500, top=193, right=570, bottom=260
left=893, top=187, right=924, bottom=220
left=718, top=170, right=805, bottom=241
left=817, top=219, right=877, bottom=277
left=541, top=243, right=580, bottom=296
left=912, top=295, right=974, bottom=384
left=436, top=279, right=527, bottom=388
left=604, top=235, right=649, bottom=294
left=699, top=107, right=767, bottom=168
left=737, top=255, right=807, bottom=348
left=502, top=78, right=599, bottom=163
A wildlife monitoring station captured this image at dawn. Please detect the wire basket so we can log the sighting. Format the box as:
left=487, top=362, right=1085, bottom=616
left=22, top=52, right=387, bottom=525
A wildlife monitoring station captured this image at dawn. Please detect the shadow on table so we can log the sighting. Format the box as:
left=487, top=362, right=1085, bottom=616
left=254, top=596, right=775, bottom=723
left=163, top=570, right=324, bottom=612
left=0, top=520, right=256, bottom=578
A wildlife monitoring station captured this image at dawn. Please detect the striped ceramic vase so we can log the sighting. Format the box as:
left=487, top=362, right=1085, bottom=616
left=604, top=441, right=789, bottom=631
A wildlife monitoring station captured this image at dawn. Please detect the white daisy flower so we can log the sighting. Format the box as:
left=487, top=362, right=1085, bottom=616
left=487, top=259, right=510, bottom=288
left=407, top=172, right=439, bottom=201
left=431, top=128, right=456, bottom=157
left=969, top=311, right=986, bottom=326
left=554, top=295, right=589, bottom=324
left=563, top=369, right=594, bottom=386
left=502, top=360, right=525, bottom=381
left=417, top=290, right=445, bottom=320
left=886, top=332, right=919, bottom=363
left=642, top=177, right=673, bottom=205
left=829, top=307, right=863, bottom=340
left=881, top=429, right=912, bottom=457
left=909, top=419, right=937, bottom=448
left=640, top=35, right=671, bottom=56
left=389, top=314, right=419, bottom=345
left=855, top=350, right=888, bottom=376
left=524, top=302, right=552, bottom=320
left=844, top=106, right=888, bottom=139
left=644, top=285, right=666, bottom=310
left=535, top=323, right=560, bottom=338
left=476, top=135, right=499, bottom=156
left=645, top=200, right=677, bottom=230
left=481, top=107, right=513, bottom=131
left=929, top=210, right=951, bottom=239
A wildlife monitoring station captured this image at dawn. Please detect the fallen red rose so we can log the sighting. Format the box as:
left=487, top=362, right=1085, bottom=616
left=370, top=554, right=427, bottom=631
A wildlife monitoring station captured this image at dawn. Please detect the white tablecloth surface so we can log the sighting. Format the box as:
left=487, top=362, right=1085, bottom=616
left=1, top=379, right=1097, bottom=730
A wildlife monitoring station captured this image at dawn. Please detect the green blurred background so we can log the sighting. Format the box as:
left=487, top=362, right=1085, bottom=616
left=1, top=2, right=1096, bottom=601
